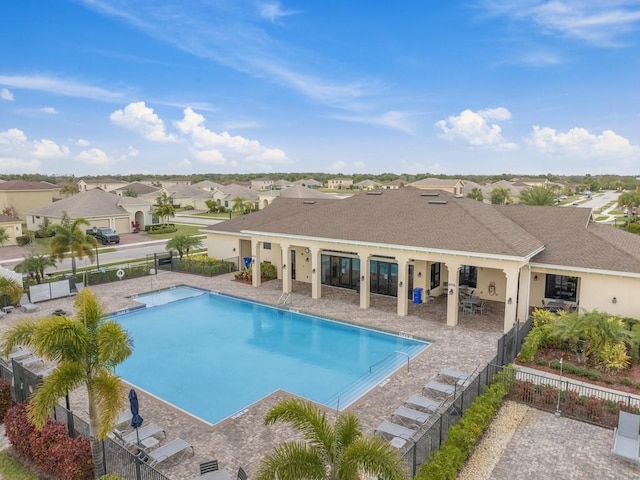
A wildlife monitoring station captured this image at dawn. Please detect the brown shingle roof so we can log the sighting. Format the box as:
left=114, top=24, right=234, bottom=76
left=27, top=189, right=132, bottom=217
left=0, top=180, right=60, bottom=191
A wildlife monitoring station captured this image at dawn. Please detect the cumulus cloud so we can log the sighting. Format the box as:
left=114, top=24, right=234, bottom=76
left=257, top=1, right=297, bottom=23
left=0, top=128, right=27, bottom=144
left=0, top=88, right=14, bottom=101
left=0, top=156, right=41, bottom=172
left=41, top=107, right=59, bottom=114
left=436, top=107, right=518, bottom=150
left=32, top=139, right=70, bottom=158
left=77, top=148, right=111, bottom=167
left=110, top=102, right=178, bottom=142
left=175, top=108, right=290, bottom=167
left=118, top=145, right=139, bottom=161
left=527, top=125, right=640, bottom=158
left=75, top=138, right=91, bottom=147
left=0, top=128, right=42, bottom=172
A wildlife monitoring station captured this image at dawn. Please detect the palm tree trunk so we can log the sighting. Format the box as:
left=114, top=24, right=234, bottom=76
left=88, top=391, right=106, bottom=478
left=71, top=255, right=77, bottom=275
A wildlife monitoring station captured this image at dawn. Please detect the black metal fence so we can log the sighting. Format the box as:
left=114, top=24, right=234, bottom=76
left=1, top=360, right=170, bottom=480
left=400, top=316, right=532, bottom=476
left=155, top=251, right=239, bottom=277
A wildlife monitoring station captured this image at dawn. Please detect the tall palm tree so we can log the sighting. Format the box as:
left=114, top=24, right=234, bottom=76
left=155, top=191, right=175, bottom=224
left=0, top=289, right=133, bottom=478
left=49, top=215, right=96, bottom=275
left=489, top=187, right=511, bottom=205
left=232, top=196, right=247, bottom=214
left=166, top=234, right=203, bottom=259
left=518, top=185, right=558, bottom=206
left=466, top=187, right=484, bottom=202
left=256, top=398, right=407, bottom=480
left=14, top=254, right=57, bottom=283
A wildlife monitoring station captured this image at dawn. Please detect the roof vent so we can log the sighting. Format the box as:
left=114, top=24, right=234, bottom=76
left=366, top=191, right=383, bottom=195
left=420, top=191, right=440, bottom=197
left=303, top=200, right=316, bottom=204
left=428, top=200, right=448, bottom=205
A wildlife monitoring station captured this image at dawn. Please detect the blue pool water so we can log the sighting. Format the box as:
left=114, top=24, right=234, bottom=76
left=115, top=288, right=430, bottom=424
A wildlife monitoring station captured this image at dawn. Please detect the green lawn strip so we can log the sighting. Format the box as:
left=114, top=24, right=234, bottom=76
left=145, top=224, right=204, bottom=239
left=594, top=216, right=609, bottom=222
left=0, top=452, right=39, bottom=480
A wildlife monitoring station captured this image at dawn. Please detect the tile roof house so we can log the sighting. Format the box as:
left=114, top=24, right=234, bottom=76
left=0, top=214, right=23, bottom=246
left=26, top=188, right=153, bottom=234
left=327, top=178, right=353, bottom=190
left=211, top=183, right=259, bottom=211
left=193, top=180, right=225, bottom=192
left=204, top=188, right=640, bottom=333
left=354, top=179, right=382, bottom=190
left=258, top=184, right=341, bottom=209
left=0, top=180, right=61, bottom=219
left=114, top=182, right=161, bottom=197
left=293, top=179, right=322, bottom=189
left=77, top=177, right=129, bottom=192
left=408, top=178, right=464, bottom=196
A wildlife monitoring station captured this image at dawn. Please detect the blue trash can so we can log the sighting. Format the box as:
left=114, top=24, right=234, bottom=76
left=243, top=257, right=252, bottom=269
left=413, top=287, right=423, bottom=304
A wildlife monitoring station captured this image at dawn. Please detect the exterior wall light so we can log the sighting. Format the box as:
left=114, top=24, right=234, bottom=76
left=449, top=289, right=454, bottom=295
left=399, top=281, right=403, bottom=288
left=533, top=275, right=538, bottom=281
left=417, top=272, right=422, bottom=278
left=361, top=275, right=365, bottom=281
left=612, top=297, right=617, bottom=304
left=507, top=297, right=512, bottom=304
left=282, top=264, right=286, bottom=269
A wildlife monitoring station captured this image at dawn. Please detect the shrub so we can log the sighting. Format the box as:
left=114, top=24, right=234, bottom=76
left=598, top=342, right=630, bottom=372
left=16, top=234, right=34, bottom=246
left=620, top=377, right=632, bottom=386
left=519, top=325, right=552, bottom=362
left=536, top=357, right=546, bottom=366
left=182, top=205, right=195, bottom=210
left=0, top=379, right=13, bottom=422
left=188, top=254, right=219, bottom=266
left=144, top=224, right=177, bottom=234
left=4, top=403, right=36, bottom=458
left=260, top=262, right=277, bottom=280
left=100, top=475, right=126, bottom=480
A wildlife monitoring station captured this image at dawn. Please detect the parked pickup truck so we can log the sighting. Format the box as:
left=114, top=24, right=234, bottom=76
left=86, top=227, right=120, bottom=245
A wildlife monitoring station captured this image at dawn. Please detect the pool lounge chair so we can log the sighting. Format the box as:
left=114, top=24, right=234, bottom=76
left=439, top=368, right=471, bottom=386
left=612, top=411, right=640, bottom=465
left=375, top=420, right=417, bottom=441
left=19, top=293, right=38, bottom=313
left=423, top=380, right=456, bottom=400
left=393, top=405, right=431, bottom=426
left=404, top=395, right=443, bottom=413
left=143, top=437, right=194, bottom=467
left=114, top=423, right=166, bottom=447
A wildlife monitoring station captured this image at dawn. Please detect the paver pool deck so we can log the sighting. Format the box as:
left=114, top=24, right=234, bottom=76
left=0, top=271, right=633, bottom=479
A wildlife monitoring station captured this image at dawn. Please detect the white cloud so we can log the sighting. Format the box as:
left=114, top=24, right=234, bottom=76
left=257, top=1, right=297, bottom=23
left=77, top=148, right=111, bottom=167
left=175, top=108, right=290, bottom=166
left=436, top=107, right=518, bottom=149
left=0, top=156, right=41, bottom=173
left=0, top=74, right=123, bottom=101
left=40, top=107, right=59, bottom=114
left=110, top=102, right=178, bottom=142
left=527, top=125, right=640, bottom=158
left=118, top=145, right=139, bottom=161
left=330, top=110, right=416, bottom=134
left=329, top=161, right=347, bottom=172
left=0, top=88, right=14, bottom=101
left=176, top=158, right=192, bottom=169
left=75, top=138, right=91, bottom=147
left=32, top=139, right=69, bottom=159
left=0, top=128, right=27, bottom=144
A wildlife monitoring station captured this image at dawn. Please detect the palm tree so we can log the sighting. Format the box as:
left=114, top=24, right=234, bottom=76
left=232, top=196, right=247, bottom=214
left=49, top=215, right=97, bottom=275
left=0, top=288, right=133, bottom=478
left=0, top=227, right=9, bottom=246
left=154, top=203, right=175, bottom=225
left=255, top=398, right=407, bottom=480
left=166, top=234, right=203, bottom=259
left=489, top=187, right=511, bottom=205
left=518, top=185, right=558, bottom=206
left=14, top=254, right=57, bottom=283
left=466, top=187, right=484, bottom=202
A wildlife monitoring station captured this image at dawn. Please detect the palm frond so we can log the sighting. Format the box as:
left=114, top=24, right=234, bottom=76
left=74, top=289, right=104, bottom=330
left=96, top=321, right=133, bottom=367
left=254, top=441, right=327, bottom=480
left=264, top=398, right=335, bottom=457
left=0, top=320, right=39, bottom=356
left=28, top=362, right=86, bottom=429
left=91, top=371, right=127, bottom=439
left=337, top=436, right=408, bottom=480
left=30, top=316, right=90, bottom=363
left=334, top=413, right=362, bottom=454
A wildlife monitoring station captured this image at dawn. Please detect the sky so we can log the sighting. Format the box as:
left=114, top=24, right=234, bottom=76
left=1, top=1, right=639, bottom=177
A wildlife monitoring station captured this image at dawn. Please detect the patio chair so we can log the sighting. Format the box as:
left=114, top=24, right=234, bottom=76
left=478, top=300, right=487, bottom=314
left=393, top=405, right=431, bottom=426
left=114, top=423, right=166, bottom=448
left=115, top=410, right=133, bottom=427
left=439, top=368, right=471, bottom=386
left=18, top=293, right=38, bottom=313
left=143, top=437, right=194, bottom=467
left=423, top=380, right=456, bottom=400
left=404, top=395, right=442, bottom=413
left=374, top=420, right=417, bottom=441
left=200, top=460, right=220, bottom=474
left=237, top=466, right=248, bottom=480
left=612, top=411, right=640, bottom=465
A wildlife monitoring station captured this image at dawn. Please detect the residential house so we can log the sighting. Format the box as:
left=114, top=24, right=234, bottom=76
left=0, top=180, right=61, bottom=220
left=77, top=178, right=129, bottom=192
left=383, top=179, right=405, bottom=189
left=211, top=183, right=259, bottom=212
left=113, top=182, right=161, bottom=198
left=293, top=179, right=322, bottom=189
left=327, top=177, right=353, bottom=190
left=274, top=179, right=294, bottom=189
left=26, top=189, right=153, bottom=233
left=250, top=178, right=275, bottom=191
left=259, top=184, right=340, bottom=209
left=408, top=178, right=464, bottom=196
left=204, top=188, right=640, bottom=333
left=354, top=179, right=382, bottom=190
left=193, top=180, right=225, bottom=192
left=0, top=214, right=23, bottom=246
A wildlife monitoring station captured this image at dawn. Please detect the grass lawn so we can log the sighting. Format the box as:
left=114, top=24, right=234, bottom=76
left=0, top=453, right=38, bottom=480
left=143, top=224, right=204, bottom=240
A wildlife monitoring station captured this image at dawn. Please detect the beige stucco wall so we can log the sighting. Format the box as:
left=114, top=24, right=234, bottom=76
left=0, top=220, right=22, bottom=245
left=0, top=190, right=57, bottom=219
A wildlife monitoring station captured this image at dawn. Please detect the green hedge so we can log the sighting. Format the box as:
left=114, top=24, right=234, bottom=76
left=144, top=224, right=177, bottom=234
left=415, top=366, right=514, bottom=480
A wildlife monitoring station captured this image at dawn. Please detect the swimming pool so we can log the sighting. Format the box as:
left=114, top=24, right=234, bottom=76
left=115, top=287, right=430, bottom=424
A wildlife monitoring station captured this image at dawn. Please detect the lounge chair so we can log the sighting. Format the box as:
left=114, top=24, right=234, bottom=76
left=142, top=437, right=194, bottom=467
left=374, top=420, right=417, bottom=441
left=612, top=411, right=640, bottom=465
left=404, top=395, right=442, bottom=413
left=237, top=467, right=248, bottom=480
left=19, top=293, right=38, bottom=313
left=393, top=405, right=431, bottom=425
left=200, top=460, right=220, bottom=474
left=423, top=380, right=455, bottom=400
left=115, top=410, right=133, bottom=427
left=439, top=369, right=471, bottom=386
left=114, top=423, right=166, bottom=447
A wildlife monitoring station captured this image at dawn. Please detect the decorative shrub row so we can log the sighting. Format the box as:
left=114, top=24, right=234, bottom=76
left=144, top=224, right=177, bottom=234
left=415, top=366, right=514, bottom=480
left=0, top=379, right=12, bottom=423
left=4, top=403, right=93, bottom=480
left=548, top=359, right=602, bottom=381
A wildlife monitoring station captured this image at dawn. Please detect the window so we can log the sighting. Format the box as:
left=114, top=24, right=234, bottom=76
left=545, top=274, right=577, bottom=301
left=263, top=242, right=271, bottom=250
left=430, top=262, right=441, bottom=290
left=459, top=265, right=477, bottom=288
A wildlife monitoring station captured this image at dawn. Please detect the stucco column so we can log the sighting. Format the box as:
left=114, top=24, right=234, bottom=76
left=503, top=267, right=520, bottom=333
left=281, top=244, right=292, bottom=293
left=310, top=247, right=321, bottom=299
left=359, top=252, right=371, bottom=309
left=251, top=241, right=261, bottom=287
left=396, top=257, right=409, bottom=317
left=445, top=261, right=461, bottom=327
left=516, top=267, right=531, bottom=323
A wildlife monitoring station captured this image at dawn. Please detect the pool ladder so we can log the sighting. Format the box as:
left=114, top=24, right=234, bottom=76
left=277, top=292, right=291, bottom=305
